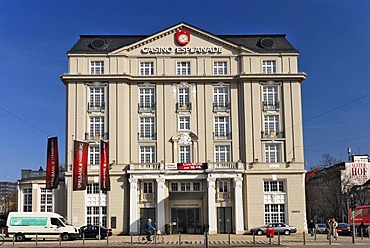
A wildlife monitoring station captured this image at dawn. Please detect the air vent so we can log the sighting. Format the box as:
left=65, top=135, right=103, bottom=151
left=260, top=37, right=276, bottom=49
left=90, top=38, right=108, bottom=49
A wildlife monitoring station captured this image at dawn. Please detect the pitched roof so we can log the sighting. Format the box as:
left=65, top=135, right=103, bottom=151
left=67, top=23, right=298, bottom=54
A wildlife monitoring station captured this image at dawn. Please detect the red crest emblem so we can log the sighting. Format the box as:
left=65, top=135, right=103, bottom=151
left=176, top=29, right=190, bottom=46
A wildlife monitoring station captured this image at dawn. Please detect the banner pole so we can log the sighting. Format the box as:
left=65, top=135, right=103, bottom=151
left=99, top=139, right=101, bottom=240
left=71, top=135, right=75, bottom=224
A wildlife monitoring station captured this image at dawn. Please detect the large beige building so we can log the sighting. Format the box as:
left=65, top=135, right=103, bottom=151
left=60, top=22, right=307, bottom=235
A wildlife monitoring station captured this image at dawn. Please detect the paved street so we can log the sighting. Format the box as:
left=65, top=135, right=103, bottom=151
left=1, top=233, right=369, bottom=247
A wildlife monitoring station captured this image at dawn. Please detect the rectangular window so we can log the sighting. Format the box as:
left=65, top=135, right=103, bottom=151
left=214, top=116, right=230, bottom=139
left=139, top=87, right=155, bottom=111
left=264, top=204, right=285, bottom=224
left=23, top=188, right=32, bottom=212
left=262, top=60, right=276, bottom=74
left=179, top=145, right=191, bottom=163
left=213, top=61, right=227, bottom=75
left=89, top=145, right=99, bottom=165
left=178, top=116, right=190, bottom=130
left=87, top=183, right=100, bottom=194
left=215, top=145, right=230, bottom=162
left=90, top=61, right=104, bottom=74
left=265, top=143, right=281, bottom=163
left=87, top=206, right=107, bottom=227
left=193, top=182, right=201, bottom=191
left=180, top=182, right=191, bottom=191
left=139, top=117, right=155, bottom=140
left=89, top=87, right=105, bottom=110
left=40, top=188, right=53, bottom=212
left=171, top=183, right=178, bottom=192
left=264, top=115, right=280, bottom=137
left=89, top=116, right=105, bottom=139
left=213, top=86, right=230, bottom=110
left=262, top=85, right=279, bottom=110
left=264, top=181, right=285, bottom=192
left=218, top=180, right=229, bottom=193
left=140, top=62, right=154, bottom=75
left=139, top=146, right=156, bottom=163
left=176, top=62, right=191, bottom=75
left=142, top=182, right=153, bottom=194
left=178, top=88, right=190, bottom=103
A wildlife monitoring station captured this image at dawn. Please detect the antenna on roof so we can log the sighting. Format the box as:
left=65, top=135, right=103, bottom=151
left=347, top=147, right=351, bottom=162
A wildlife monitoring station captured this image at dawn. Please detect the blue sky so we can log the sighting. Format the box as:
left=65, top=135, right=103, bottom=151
left=1, top=0, right=370, bottom=182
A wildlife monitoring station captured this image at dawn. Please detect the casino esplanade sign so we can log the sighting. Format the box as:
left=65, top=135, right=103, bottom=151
left=141, top=28, right=223, bottom=54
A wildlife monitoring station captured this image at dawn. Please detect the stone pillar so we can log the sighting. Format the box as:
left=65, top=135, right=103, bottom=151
left=207, top=177, right=217, bottom=234
left=156, top=177, right=165, bottom=233
left=129, top=178, right=139, bottom=234
left=234, top=176, right=244, bottom=234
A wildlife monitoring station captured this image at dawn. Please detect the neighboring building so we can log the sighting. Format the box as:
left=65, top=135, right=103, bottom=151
left=60, top=22, right=307, bottom=234
left=17, top=168, right=66, bottom=215
left=0, top=181, right=17, bottom=215
left=306, top=155, right=370, bottom=223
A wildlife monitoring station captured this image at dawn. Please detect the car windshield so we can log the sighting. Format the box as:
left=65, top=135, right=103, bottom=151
left=338, top=223, right=349, bottom=228
left=317, top=224, right=326, bottom=227
left=60, top=217, right=71, bottom=226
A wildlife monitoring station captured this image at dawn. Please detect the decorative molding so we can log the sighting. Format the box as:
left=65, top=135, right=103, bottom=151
left=178, top=133, right=192, bottom=145
left=86, top=82, right=108, bottom=87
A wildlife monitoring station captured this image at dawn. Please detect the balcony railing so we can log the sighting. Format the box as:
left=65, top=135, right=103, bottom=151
left=130, top=163, right=160, bottom=170
left=213, top=102, right=230, bottom=111
left=262, top=101, right=280, bottom=111
left=140, top=193, right=155, bottom=202
left=85, top=132, right=109, bottom=140
left=217, top=192, right=232, bottom=201
left=261, top=131, right=284, bottom=139
left=88, top=102, right=105, bottom=111
left=138, top=132, right=157, bottom=140
left=207, top=162, right=244, bottom=170
left=176, top=102, right=191, bottom=111
left=138, top=103, right=156, bottom=112
left=213, top=132, right=231, bottom=140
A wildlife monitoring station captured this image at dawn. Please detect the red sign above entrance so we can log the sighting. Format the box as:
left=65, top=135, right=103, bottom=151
left=177, top=163, right=208, bottom=170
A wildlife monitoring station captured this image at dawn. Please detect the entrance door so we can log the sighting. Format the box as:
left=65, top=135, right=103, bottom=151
left=171, top=208, right=201, bottom=234
left=217, top=207, right=232, bottom=233
left=139, top=208, right=155, bottom=234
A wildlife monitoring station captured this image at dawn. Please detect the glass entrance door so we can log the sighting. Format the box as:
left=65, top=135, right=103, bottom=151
left=171, top=208, right=201, bottom=234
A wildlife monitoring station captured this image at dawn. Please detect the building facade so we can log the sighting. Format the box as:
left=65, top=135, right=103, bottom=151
left=306, top=155, right=370, bottom=223
left=60, top=23, right=307, bottom=235
left=16, top=169, right=66, bottom=216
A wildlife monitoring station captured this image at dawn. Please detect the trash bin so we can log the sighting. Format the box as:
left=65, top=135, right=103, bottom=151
left=266, top=227, right=274, bottom=238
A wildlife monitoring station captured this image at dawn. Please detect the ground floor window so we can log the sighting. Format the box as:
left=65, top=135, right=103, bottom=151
left=87, top=206, right=107, bottom=227
left=264, top=204, right=285, bottom=224
left=40, top=188, right=53, bottom=212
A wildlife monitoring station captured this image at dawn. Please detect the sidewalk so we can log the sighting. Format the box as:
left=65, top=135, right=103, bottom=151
left=1, top=233, right=370, bottom=247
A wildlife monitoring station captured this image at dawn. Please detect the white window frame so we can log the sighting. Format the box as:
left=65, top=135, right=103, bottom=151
left=40, top=188, right=53, bottom=212
left=86, top=183, right=107, bottom=226
left=264, top=204, right=285, bottom=224
left=176, top=62, right=191, bottom=75
left=264, top=115, right=279, bottom=133
left=264, top=143, right=281, bottom=163
left=178, top=87, right=190, bottom=103
left=89, top=145, right=99, bottom=165
left=262, top=60, right=276, bottom=74
left=214, top=116, right=230, bottom=139
left=262, top=86, right=278, bottom=103
left=139, top=146, right=156, bottom=163
left=213, top=86, right=229, bottom=104
left=22, top=188, right=32, bottom=212
left=213, top=61, right=227, bottom=75
left=139, top=117, right=156, bottom=140
left=178, top=116, right=191, bottom=130
left=139, top=87, right=155, bottom=110
left=90, top=61, right=104, bottom=74
left=215, top=145, right=231, bottom=162
left=89, top=87, right=105, bottom=110
left=140, top=62, right=154, bottom=76
left=89, top=116, right=105, bottom=139
left=179, top=145, right=191, bottom=163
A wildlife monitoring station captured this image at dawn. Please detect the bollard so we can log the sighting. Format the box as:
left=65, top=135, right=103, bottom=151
left=314, top=229, right=317, bottom=241
left=130, top=233, right=132, bottom=246
left=269, top=234, right=271, bottom=245
left=328, top=231, right=331, bottom=245
left=179, top=232, right=181, bottom=245
left=361, top=228, right=363, bottom=240
left=278, top=232, right=280, bottom=246
left=12, top=235, right=15, bottom=247
left=303, top=231, right=306, bottom=245
left=83, top=232, right=85, bottom=246
left=252, top=231, right=255, bottom=245
left=59, top=233, right=62, bottom=246
left=107, top=231, right=109, bottom=245
left=154, top=231, right=157, bottom=246
left=205, top=231, right=209, bottom=248
left=36, top=233, right=38, bottom=246
left=228, top=232, right=230, bottom=245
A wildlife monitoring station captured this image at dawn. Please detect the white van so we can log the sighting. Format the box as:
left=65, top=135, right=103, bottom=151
left=6, top=212, right=79, bottom=241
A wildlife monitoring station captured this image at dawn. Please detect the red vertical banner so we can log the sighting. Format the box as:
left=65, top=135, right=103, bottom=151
left=73, top=140, right=88, bottom=191
left=46, top=137, right=59, bottom=189
left=100, top=140, right=110, bottom=191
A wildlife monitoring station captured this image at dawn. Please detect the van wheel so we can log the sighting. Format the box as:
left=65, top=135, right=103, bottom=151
left=61, top=233, right=71, bottom=241
left=15, top=234, right=25, bottom=242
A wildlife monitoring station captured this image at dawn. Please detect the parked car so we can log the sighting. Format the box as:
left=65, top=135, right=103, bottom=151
left=250, top=223, right=297, bottom=235
left=336, top=223, right=351, bottom=236
left=79, top=225, right=112, bottom=239
left=316, top=223, right=328, bottom=234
